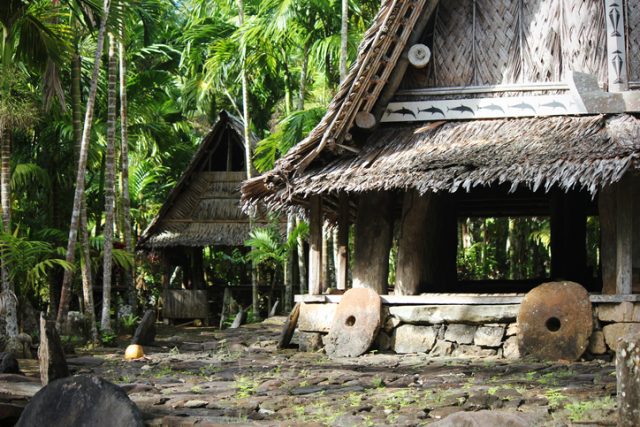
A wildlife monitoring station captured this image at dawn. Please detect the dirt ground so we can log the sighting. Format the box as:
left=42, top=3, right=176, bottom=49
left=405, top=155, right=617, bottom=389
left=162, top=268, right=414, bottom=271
left=4, top=317, right=619, bottom=426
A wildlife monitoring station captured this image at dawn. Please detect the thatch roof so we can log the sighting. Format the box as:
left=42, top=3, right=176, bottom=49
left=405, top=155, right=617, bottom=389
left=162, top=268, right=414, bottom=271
left=244, top=114, right=640, bottom=213
left=241, top=0, right=640, bottom=212
left=138, top=111, right=259, bottom=249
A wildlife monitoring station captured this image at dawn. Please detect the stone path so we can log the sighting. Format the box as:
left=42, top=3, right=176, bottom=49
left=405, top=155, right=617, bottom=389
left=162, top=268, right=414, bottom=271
left=2, top=317, right=619, bottom=426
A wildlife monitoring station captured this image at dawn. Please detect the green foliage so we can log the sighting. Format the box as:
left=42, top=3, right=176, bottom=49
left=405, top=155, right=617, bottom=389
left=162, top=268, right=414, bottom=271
left=120, top=313, right=139, bottom=330
left=563, top=396, right=615, bottom=422
left=234, top=375, right=258, bottom=398
left=0, top=229, right=73, bottom=300
left=456, top=217, right=552, bottom=281
left=244, top=220, right=308, bottom=270
left=100, top=330, right=117, bottom=346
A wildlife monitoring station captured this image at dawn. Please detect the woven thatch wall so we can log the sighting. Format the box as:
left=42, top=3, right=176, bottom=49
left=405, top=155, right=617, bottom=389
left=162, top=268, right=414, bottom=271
left=145, top=172, right=249, bottom=247
left=405, top=0, right=609, bottom=89
left=139, top=111, right=265, bottom=250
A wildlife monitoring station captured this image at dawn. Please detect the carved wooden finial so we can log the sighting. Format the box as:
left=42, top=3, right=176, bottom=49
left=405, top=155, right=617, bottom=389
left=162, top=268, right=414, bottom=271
left=408, top=44, right=431, bottom=68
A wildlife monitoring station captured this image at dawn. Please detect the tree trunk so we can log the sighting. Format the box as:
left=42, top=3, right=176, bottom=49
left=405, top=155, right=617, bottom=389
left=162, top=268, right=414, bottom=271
left=57, top=0, right=112, bottom=327
left=0, top=123, right=19, bottom=353
left=352, top=191, right=394, bottom=294
left=72, top=46, right=98, bottom=343
left=79, top=200, right=98, bottom=343
left=100, top=33, right=117, bottom=333
left=118, top=31, right=135, bottom=308
left=236, top=0, right=258, bottom=321
left=339, top=0, right=349, bottom=81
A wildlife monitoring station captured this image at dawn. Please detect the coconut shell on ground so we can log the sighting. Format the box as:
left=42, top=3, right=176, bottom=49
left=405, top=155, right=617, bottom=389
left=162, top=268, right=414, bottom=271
left=324, top=288, right=382, bottom=357
left=517, top=281, right=592, bottom=361
left=16, top=375, right=143, bottom=427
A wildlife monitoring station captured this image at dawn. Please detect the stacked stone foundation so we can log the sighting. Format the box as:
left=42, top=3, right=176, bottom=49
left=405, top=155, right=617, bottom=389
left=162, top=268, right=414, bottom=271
left=296, top=300, right=640, bottom=359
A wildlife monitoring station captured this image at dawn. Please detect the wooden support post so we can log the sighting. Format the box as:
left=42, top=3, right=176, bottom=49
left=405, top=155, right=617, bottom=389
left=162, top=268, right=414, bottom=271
left=336, top=194, right=349, bottom=290
left=161, top=252, right=171, bottom=291
left=352, top=191, right=394, bottom=294
left=633, top=176, right=640, bottom=292
left=396, top=190, right=431, bottom=295
left=308, top=196, right=322, bottom=295
left=551, top=192, right=587, bottom=284
left=422, top=194, right=457, bottom=291
left=616, top=336, right=640, bottom=426
left=617, top=177, right=633, bottom=294
left=191, top=247, right=205, bottom=290
left=599, top=185, right=617, bottom=294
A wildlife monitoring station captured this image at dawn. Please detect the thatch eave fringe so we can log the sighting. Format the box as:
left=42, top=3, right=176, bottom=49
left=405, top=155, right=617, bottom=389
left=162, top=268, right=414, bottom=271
left=241, top=114, right=640, bottom=214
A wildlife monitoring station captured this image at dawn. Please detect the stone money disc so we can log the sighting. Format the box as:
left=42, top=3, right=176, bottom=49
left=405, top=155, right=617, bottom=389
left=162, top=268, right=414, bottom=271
left=517, top=281, right=592, bottom=361
left=324, top=288, right=381, bottom=357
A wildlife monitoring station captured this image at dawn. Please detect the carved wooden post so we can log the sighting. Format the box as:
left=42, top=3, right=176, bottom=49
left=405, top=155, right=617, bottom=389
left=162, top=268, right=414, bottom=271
left=617, top=177, right=633, bottom=294
left=604, top=0, right=628, bottom=92
left=396, top=190, right=431, bottom=295
left=308, top=196, right=323, bottom=295
left=336, top=193, right=349, bottom=290
left=599, top=185, right=617, bottom=294
left=352, top=191, right=393, bottom=294
left=617, top=336, right=640, bottom=426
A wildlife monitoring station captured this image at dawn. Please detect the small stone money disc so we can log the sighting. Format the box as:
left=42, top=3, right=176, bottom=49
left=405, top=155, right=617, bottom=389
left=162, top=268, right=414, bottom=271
left=517, top=281, right=593, bottom=361
left=324, top=288, right=381, bottom=357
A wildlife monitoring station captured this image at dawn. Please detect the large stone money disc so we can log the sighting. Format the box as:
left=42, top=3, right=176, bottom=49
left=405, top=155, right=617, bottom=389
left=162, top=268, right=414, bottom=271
left=324, top=288, right=381, bottom=357
left=517, top=281, right=593, bottom=361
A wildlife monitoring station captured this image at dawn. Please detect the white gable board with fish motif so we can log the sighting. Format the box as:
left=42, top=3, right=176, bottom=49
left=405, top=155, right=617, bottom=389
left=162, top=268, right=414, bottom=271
left=381, top=0, right=640, bottom=123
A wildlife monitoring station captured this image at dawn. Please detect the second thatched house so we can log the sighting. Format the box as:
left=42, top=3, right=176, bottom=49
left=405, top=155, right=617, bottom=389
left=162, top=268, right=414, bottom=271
left=242, top=0, right=640, bottom=359
left=139, top=111, right=259, bottom=321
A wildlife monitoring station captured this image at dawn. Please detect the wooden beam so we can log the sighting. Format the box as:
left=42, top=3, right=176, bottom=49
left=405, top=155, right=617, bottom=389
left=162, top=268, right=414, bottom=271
left=308, top=196, right=323, bottom=295
left=352, top=191, right=394, bottom=294
left=599, top=185, right=617, bottom=294
left=422, top=195, right=457, bottom=291
left=396, top=191, right=431, bottom=295
left=336, top=193, right=349, bottom=290
left=294, top=293, right=640, bottom=304
left=617, top=177, right=633, bottom=294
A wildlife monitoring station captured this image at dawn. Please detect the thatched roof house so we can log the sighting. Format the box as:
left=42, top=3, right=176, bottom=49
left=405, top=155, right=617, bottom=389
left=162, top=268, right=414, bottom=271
left=138, top=112, right=259, bottom=320
left=243, top=0, right=640, bottom=298
left=140, top=111, right=256, bottom=250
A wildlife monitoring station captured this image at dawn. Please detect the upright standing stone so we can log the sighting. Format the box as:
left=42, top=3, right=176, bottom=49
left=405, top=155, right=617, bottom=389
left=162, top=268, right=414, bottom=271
left=16, top=375, right=143, bottom=427
left=517, top=281, right=592, bottom=361
left=617, top=336, right=640, bottom=427
left=324, top=288, right=381, bottom=357
left=131, top=309, right=156, bottom=346
left=38, top=313, right=69, bottom=385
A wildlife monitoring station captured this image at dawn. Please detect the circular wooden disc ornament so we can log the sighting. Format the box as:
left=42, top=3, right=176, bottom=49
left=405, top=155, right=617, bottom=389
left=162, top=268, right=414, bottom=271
left=408, top=44, right=431, bottom=68
left=517, top=281, right=593, bottom=361
left=324, top=288, right=382, bottom=357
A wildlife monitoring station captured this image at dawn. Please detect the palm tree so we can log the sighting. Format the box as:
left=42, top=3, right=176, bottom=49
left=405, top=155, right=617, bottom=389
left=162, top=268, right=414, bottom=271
left=1, top=0, right=69, bottom=351
left=118, top=26, right=135, bottom=308
left=57, top=0, right=112, bottom=327
left=100, top=32, right=118, bottom=333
